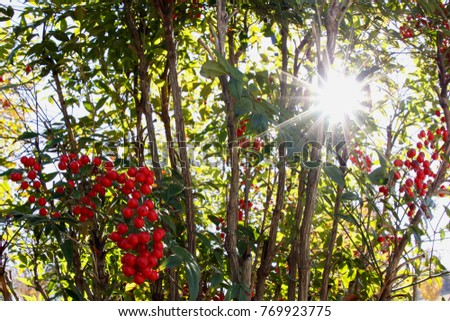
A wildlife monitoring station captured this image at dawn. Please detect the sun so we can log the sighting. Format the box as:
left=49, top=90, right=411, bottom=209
left=314, top=71, right=364, bottom=122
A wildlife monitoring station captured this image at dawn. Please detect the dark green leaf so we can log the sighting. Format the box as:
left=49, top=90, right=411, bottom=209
left=368, top=167, right=388, bottom=185
left=172, top=246, right=200, bottom=301
left=323, top=164, right=345, bottom=187
left=341, top=191, right=360, bottom=201
left=159, top=254, right=182, bottom=269
left=167, top=183, right=185, bottom=199
left=200, top=60, right=228, bottom=78
left=17, top=131, right=39, bottom=140
left=210, top=270, right=223, bottom=289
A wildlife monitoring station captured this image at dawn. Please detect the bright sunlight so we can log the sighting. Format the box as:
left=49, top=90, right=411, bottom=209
left=314, top=71, right=364, bottom=122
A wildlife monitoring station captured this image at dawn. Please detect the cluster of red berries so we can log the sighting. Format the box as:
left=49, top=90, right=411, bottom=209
left=212, top=292, right=225, bottom=301
left=393, top=125, right=446, bottom=190
left=112, top=227, right=165, bottom=285
left=9, top=152, right=165, bottom=285
left=377, top=234, right=402, bottom=254
left=400, top=3, right=449, bottom=39
left=9, top=156, right=55, bottom=217
left=215, top=217, right=226, bottom=239
left=238, top=198, right=253, bottom=221
left=349, top=148, right=372, bottom=173
left=172, top=0, right=204, bottom=20
left=237, top=119, right=264, bottom=152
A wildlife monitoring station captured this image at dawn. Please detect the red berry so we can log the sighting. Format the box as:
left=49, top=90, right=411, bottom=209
left=104, top=161, right=114, bottom=170
left=147, top=210, right=158, bottom=222
left=127, top=167, right=138, bottom=177
left=407, top=148, right=416, bottom=158
left=153, top=228, right=166, bottom=241
left=101, top=177, right=113, bottom=187
left=117, top=173, right=127, bottom=184
left=147, top=256, right=158, bottom=268
left=138, top=231, right=151, bottom=244
left=151, top=248, right=164, bottom=259
left=20, top=181, right=29, bottom=190
left=69, top=161, right=80, bottom=173
left=134, top=273, right=145, bottom=285
left=137, top=205, right=149, bottom=217
left=39, top=208, right=48, bottom=216
left=123, top=254, right=137, bottom=266
left=79, top=154, right=90, bottom=165
left=25, top=157, right=35, bottom=167
left=140, top=184, right=152, bottom=195
left=393, top=159, right=403, bottom=167
left=148, top=270, right=159, bottom=282
left=153, top=241, right=164, bottom=251
left=144, top=199, right=154, bottom=210
left=33, top=163, right=42, bottom=171
left=377, top=236, right=385, bottom=243
left=93, top=157, right=102, bottom=166
left=122, top=207, right=134, bottom=219
left=109, top=232, right=122, bottom=242
left=124, top=179, right=135, bottom=190
left=33, top=180, right=41, bottom=189
left=127, top=198, right=139, bottom=209
left=20, top=156, right=29, bottom=165
left=10, top=172, right=23, bottom=182
left=107, top=170, right=118, bottom=181
left=117, top=223, right=129, bottom=234
left=136, top=256, right=149, bottom=269
left=122, top=265, right=136, bottom=277
left=132, top=190, right=141, bottom=200
left=405, top=178, right=413, bottom=187
left=135, top=172, right=146, bottom=183
left=58, top=161, right=68, bottom=170
left=133, top=217, right=145, bottom=229
left=128, top=234, right=139, bottom=247
left=25, top=170, right=35, bottom=181
left=28, top=195, right=36, bottom=203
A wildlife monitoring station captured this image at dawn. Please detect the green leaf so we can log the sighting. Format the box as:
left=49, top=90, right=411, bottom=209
left=171, top=246, right=200, bottom=301
left=17, top=131, right=39, bottom=140
left=228, top=77, right=244, bottom=100
left=200, top=60, right=227, bottom=78
left=60, top=239, right=74, bottom=268
left=167, top=183, right=185, bottom=199
left=213, top=49, right=245, bottom=80
left=375, top=149, right=387, bottom=171
left=159, top=254, right=182, bottom=269
left=335, top=213, right=358, bottom=225
left=210, top=270, right=223, bottom=289
left=368, top=167, right=388, bottom=185
left=234, top=96, right=254, bottom=116
left=341, top=191, right=360, bottom=201
left=323, top=164, right=345, bottom=187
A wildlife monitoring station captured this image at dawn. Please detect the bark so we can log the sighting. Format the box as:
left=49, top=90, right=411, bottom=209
left=154, top=0, right=196, bottom=255
left=213, top=0, right=242, bottom=289
left=287, top=169, right=306, bottom=300
left=319, top=185, right=344, bottom=300
left=254, top=24, right=290, bottom=300
left=298, top=126, right=324, bottom=301
left=52, top=70, right=77, bottom=152
left=123, top=0, right=161, bottom=174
